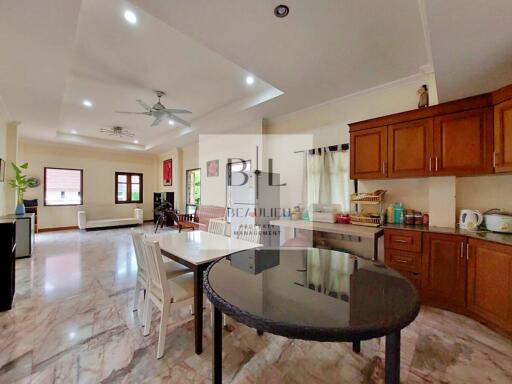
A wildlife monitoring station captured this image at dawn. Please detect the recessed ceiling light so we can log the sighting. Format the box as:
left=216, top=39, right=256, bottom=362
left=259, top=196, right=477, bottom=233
left=168, top=119, right=175, bottom=126
left=71, top=130, right=78, bottom=134
left=82, top=99, right=93, bottom=108
left=274, top=5, right=289, bottom=18
left=133, top=139, right=139, bottom=144
left=124, top=10, right=137, bottom=24
left=246, top=75, right=255, bottom=85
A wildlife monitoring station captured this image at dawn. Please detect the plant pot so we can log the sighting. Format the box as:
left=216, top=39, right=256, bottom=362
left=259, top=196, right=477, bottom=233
left=15, top=203, right=26, bottom=216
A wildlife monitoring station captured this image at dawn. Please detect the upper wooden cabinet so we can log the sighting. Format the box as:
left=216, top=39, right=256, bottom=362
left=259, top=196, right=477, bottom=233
left=494, top=99, right=512, bottom=173
left=467, top=239, right=512, bottom=334
left=433, top=108, right=494, bottom=176
left=348, top=87, right=510, bottom=179
left=388, top=118, right=433, bottom=177
left=350, top=126, right=387, bottom=179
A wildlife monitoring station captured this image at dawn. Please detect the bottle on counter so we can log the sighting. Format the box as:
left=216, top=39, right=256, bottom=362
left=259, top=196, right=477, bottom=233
left=394, top=203, right=404, bottom=224
left=422, top=213, right=429, bottom=226
left=387, top=205, right=395, bottom=224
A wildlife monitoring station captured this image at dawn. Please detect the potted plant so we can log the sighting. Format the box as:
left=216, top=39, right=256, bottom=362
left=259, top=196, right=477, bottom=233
left=9, top=162, right=29, bottom=215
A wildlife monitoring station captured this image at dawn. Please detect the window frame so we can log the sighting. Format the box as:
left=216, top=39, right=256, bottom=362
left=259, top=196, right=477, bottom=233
left=185, top=168, right=201, bottom=213
left=44, top=167, right=84, bottom=207
left=115, top=172, right=143, bottom=204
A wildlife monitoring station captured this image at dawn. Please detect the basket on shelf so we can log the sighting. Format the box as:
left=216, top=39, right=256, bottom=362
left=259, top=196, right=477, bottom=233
left=350, top=215, right=381, bottom=227
left=350, top=190, right=387, bottom=205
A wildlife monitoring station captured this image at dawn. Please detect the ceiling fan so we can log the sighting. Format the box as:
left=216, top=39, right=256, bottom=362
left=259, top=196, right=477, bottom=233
left=100, top=126, right=134, bottom=138
left=116, top=90, right=191, bottom=127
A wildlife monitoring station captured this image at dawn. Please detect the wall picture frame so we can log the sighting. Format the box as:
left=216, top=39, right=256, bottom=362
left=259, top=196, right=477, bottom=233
left=206, top=160, right=219, bottom=177
left=163, top=159, right=172, bottom=186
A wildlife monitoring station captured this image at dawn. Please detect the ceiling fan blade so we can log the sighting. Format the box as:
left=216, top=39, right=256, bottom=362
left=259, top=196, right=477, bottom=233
left=151, top=115, right=164, bottom=127
left=161, top=108, right=192, bottom=114
left=136, top=99, right=152, bottom=111
left=115, top=111, right=151, bottom=115
left=168, top=113, right=191, bottom=127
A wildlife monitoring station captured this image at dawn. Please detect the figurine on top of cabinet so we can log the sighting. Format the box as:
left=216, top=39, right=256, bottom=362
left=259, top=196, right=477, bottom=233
left=417, top=84, right=429, bottom=108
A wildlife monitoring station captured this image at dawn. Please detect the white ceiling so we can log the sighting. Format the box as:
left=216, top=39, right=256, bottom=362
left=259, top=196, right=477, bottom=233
left=1, top=0, right=511, bottom=153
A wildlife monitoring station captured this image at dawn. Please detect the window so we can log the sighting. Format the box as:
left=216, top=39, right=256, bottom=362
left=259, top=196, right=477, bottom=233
left=185, top=168, right=201, bottom=214
left=44, top=167, right=83, bottom=206
left=115, top=172, right=143, bottom=204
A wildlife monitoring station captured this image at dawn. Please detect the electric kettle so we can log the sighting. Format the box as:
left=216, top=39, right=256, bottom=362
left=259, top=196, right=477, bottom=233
left=459, top=209, right=483, bottom=231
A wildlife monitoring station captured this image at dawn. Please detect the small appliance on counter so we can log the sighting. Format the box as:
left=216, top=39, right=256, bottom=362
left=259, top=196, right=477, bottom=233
left=310, top=204, right=341, bottom=223
left=483, top=209, right=512, bottom=233
left=459, top=209, right=483, bottom=231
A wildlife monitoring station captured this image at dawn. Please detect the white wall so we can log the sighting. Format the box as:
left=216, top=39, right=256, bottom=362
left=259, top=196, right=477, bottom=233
left=19, top=140, right=156, bottom=229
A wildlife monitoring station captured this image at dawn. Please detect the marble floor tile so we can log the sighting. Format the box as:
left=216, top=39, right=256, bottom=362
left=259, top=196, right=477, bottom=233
left=1, top=225, right=512, bottom=383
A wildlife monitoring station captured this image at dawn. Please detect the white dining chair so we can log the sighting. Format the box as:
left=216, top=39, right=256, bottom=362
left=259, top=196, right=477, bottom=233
left=130, top=229, right=191, bottom=314
left=236, top=223, right=261, bottom=243
left=142, top=238, right=195, bottom=358
left=208, top=218, right=227, bottom=236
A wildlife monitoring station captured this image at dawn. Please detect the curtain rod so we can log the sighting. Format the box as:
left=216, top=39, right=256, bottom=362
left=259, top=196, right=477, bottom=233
left=293, top=143, right=349, bottom=154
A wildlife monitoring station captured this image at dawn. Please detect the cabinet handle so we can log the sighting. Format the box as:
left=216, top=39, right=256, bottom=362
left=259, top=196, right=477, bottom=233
left=466, top=243, right=470, bottom=261
left=435, top=156, right=439, bottom=171
left=429, top=157, right=432, bottom=172
left=460, top=242, right=464, bottom=258
left=493, top=151, right=497, bottom=168
left=394, top=239, right=408, bottom=243
left=382, top=161, right=387, bottom=175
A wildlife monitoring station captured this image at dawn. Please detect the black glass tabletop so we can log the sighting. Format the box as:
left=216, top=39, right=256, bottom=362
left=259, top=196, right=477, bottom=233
left=204, top=248, right=420, bottom=342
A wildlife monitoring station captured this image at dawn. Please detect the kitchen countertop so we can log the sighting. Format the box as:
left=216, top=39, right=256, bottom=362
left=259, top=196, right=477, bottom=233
left=270, top=219, right=383, bottom=239
left=383, top=224, right=512, bottom=247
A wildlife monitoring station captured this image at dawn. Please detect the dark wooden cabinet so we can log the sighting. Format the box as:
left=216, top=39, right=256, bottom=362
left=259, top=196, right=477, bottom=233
left=494, top=99, right=512, bottom=173
left=350, top=126, right=387, bottom=179
left=388, top=118, right=433, bottom=177
left=467, top=239, right=512, bottom=334
left=433, top=108, right=494, bottom=176
left=422, top=233, right=467, bottom=311
left=0, top=218, right=16, bottom=311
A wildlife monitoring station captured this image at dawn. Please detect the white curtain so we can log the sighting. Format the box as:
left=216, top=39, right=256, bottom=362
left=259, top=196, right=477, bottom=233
left=303, top=148, right=350, bottom=212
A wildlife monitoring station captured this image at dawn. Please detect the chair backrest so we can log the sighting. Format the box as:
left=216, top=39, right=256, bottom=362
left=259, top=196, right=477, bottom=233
left=131, top=228, right=147, bottom=276
left=236, top=224, right=261, bottom=243
left=208, top=218, right=226, bottom=235
left=142, top=238, right=168, bottom=303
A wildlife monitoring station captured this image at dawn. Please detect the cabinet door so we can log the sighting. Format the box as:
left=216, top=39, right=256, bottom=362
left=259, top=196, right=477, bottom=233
left=433, top=108, right=494, bottom=176
left=422, top=233, right=467, bottom=311
left=388, top=118, right=433, bottom=177
left=494, top=99, right=512, bottom=173
left=467, top=239, right=512, bottom=333
left=350, top=126, right=387, bottom=179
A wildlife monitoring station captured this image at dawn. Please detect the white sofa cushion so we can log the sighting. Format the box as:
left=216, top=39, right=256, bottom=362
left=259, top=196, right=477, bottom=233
left=78, top=208, right=143, bottom=229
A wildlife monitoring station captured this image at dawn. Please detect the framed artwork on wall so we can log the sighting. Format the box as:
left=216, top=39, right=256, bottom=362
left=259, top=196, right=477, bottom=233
left=207, top=160, right=219, bottom=177
left=163, top=159, right=172, bottom=186
left=0, top=159, right=5, bottom=182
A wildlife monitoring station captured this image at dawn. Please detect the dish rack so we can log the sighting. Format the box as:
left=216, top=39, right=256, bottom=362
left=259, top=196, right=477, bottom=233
left=350, top=215, right=381, bottom=227
left=350, top=191, right=386, bottom=205
left=350, top=190, right=386, bottom=227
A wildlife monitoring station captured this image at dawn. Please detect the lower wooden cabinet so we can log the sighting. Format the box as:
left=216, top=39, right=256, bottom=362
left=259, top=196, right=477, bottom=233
left=421, top=233, right=467, bottom=311
left=384, top=228, right=512, bottom=337
left=467, top=239, right=512, bottom=334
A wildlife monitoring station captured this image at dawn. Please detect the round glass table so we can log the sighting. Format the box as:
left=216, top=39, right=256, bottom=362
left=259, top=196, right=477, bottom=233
left=204, top=248, right=420, bottom=384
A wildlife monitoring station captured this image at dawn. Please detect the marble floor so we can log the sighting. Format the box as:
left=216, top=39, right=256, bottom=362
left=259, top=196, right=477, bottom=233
left=1, top=225, right=512, bottom=384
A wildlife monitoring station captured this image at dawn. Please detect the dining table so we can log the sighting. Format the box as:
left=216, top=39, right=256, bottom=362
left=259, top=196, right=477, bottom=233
left=204, top=247, right=420, bottom=384
left=156, top=230, right=261, bottom=354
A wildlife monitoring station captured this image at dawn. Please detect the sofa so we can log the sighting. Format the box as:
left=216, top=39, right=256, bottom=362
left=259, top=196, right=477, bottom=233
left=195, top=205, right=226, bottom=231
left=78, top=208, right=143, bottom=230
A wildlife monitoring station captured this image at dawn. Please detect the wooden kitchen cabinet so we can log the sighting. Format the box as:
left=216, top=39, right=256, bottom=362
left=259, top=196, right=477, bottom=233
left=350, top=126, right=387, bottom=179
left=494, top=99, right=512, bottom=173
left=433, top=108, right=494, bottom=176
left=388, top=118, right=434, bottom=177
left=422, top=233, right=467, bottom=312
left=467, top=239, right=512, bottom=334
